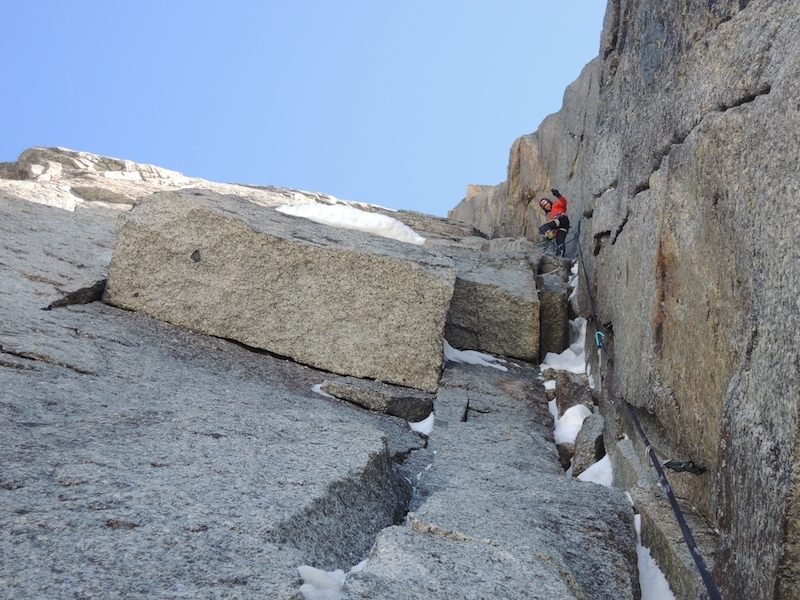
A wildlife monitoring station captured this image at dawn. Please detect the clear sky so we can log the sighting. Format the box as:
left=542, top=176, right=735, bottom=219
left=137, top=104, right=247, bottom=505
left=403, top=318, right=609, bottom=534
left=1, top=1, right=607, bottom=217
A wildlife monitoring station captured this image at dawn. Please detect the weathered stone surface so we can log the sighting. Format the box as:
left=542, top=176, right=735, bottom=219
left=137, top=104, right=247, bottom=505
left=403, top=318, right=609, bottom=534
left=343, top=525, right=582, bottom=599
left=362, top=204, right=481, bottom=242
left=438, top=245, right=540, bottom=361
left=344, top=361, right=639, bottom=600
left=554, top=370, right=594, bottom=417
left=0, top=161, right=20, bottom=179
left=557, top=443, right=575, bottom=471
left=448, top=55, right=602, bottom=255
left=537, top=271, right=570, bottom=360
left=0, top=192, right=423, bottom=598
left=435, top=236, right=562, bottom=364
left=71, top=185, right=136, bottom=204
left=2, top=151, right=648, bottom=598
left=448, top=181, right=508, bottom=240
left=592, top=4, right=800, bottom=597
left=0, top=146, right=342, bottom=212
left=451, top=2, right=800, bottom=595
left=103, top=189, right=457, bottom=392
left=449, top=136, right=550, bottom=242
left=404, top=470, right=637, bottom=600
left=485, top=235, right=544, bottom=257
left=0, top=190, right=116, bottom=307
left=320, top=378, right=434, bottom=422
left=613, top=439, right=718, bottom=600
left=572, top=413, right=606, bottom=477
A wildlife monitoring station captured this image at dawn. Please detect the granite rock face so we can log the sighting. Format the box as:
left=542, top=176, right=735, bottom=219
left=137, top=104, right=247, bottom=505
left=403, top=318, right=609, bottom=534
left=0, top=146, right=337, bottom=212
left=449, top=1, right=800, bottom=597
left=320, top=378, right=434, bottom=422
left=344, top=362, right=639, bottom=600
left=439, top=245, right=540, bottom=362
left=103, top=189, right=457, bottom=392
left=2, top=151, right=613, bottom=598
left=2, top=147, right=574, bottom=392
left=0, top=192, right=422, bottom=598
left=553, top=370, right=594, bottom=418
left=448, top=55, right=602, bottom=249
left=572, top=413, right=605, bottom=477
left=383, top=219, right=549, bottom=364
left=537, top=272, right=571, bottom=360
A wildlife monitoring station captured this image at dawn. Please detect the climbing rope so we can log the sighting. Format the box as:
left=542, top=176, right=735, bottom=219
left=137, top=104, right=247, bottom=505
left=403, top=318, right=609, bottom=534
left=575, top=216, right=721, bottom=600
left=627, top=405, right=722, bottom=600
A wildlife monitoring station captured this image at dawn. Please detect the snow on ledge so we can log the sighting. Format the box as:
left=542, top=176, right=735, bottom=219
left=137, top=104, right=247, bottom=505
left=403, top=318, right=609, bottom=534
left=409, top=412, right=435, bottom=436
left=443, top=340, right=508, bottom=371
left=276, top=203, right=426, bottom=245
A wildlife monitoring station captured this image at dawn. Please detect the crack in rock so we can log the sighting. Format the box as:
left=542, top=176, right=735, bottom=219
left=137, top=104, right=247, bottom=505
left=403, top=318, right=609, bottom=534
left=611, top=212, right=630, bottom=245
left=637, top=84, right=772, bottom=197
left=0, top=345, right=95, bottom=375
left=717, top=84, right=771, bottom=112
left=406, top=513, right=475, bottom=543
left=44, top=279, right=106, bottom=310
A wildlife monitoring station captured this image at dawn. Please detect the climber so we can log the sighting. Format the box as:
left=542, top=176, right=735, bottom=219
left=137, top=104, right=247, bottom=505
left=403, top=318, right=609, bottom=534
left=538, top=188, right=570, bottom=257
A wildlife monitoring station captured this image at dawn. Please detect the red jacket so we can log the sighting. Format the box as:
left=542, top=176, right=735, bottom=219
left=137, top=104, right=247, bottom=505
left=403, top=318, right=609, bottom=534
left=551, top=195, right=568, bottom=218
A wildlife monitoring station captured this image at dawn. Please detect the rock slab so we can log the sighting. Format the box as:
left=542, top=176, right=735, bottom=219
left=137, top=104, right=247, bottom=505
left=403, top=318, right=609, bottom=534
left=344, top=361, right=639, bottom=599
left=440, top=246, right=540, bottom=361
left=320, top=377, right=434, bottom=422
left=0, top=192, right=423, bottom=598
left=104, top=189, right=457, bottom=392
left=2, top=154, right=641, bottom=599
left=572, top=413, right=606, bottom=477
left=537, top=271, right=570, bottom=360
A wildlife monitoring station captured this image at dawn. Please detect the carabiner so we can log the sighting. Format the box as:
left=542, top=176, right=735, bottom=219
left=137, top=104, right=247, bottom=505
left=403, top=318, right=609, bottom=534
left=595, top=331, right=605, bottom=348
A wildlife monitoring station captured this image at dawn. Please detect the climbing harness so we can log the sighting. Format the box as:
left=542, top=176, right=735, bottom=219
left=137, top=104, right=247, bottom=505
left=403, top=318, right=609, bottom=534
left=535, top=226, right=580, bottom=257
left=575, top=217, right=721, bottom=600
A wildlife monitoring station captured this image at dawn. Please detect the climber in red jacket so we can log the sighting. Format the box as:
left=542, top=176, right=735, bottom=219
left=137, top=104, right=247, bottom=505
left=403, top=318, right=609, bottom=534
left=538, top=188, right=570, bottom=257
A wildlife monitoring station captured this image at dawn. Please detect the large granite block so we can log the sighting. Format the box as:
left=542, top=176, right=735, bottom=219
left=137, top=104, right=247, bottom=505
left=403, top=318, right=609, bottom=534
left=104, top=190, right=457, bottom=392
left=439, top=245, right=539, bottom=361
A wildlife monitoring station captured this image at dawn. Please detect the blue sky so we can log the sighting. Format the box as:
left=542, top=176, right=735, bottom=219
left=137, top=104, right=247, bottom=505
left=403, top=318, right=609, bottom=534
left=1, top=2, right=606, bottom=217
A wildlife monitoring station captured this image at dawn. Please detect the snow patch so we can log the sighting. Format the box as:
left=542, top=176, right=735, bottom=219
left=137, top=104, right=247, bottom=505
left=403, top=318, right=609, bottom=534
left=577, top=454, right=613, bottom=487
left=541, top=317, right=587, bottom=374
left=297, top=560, right=368, bottom=600
left=311, top=384, right=336, bottom=399
left=554, top=404, right=592, bottom=445
left=276, top=203, right=426, bottom=245
left=634, top=515, right=677, bottom=599
left=443, top=340, right=508, bottom=371
left=409, top=412, right=435, bottom=436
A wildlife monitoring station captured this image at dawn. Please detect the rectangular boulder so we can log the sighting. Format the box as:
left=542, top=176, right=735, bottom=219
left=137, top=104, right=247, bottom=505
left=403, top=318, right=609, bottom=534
left=439, top=245, right=540, bottom=361
left=536, top=272, right=570, bottom=361
left=103, top=190, right=457, bottom=392
left=320, top=378, right=434, bottom=422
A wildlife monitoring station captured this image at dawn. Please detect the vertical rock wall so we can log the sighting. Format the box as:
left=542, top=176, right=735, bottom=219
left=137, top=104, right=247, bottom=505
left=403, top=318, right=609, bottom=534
left=449, top=1, right=800, bottom=597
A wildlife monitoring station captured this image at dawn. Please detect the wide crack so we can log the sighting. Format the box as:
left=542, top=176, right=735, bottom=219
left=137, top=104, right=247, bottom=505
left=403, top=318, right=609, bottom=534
left=268, top=443, right=413, bottom=571
left=635, top=84, right=773, bottom=197
left=44, top=279, right=106, bottom=310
